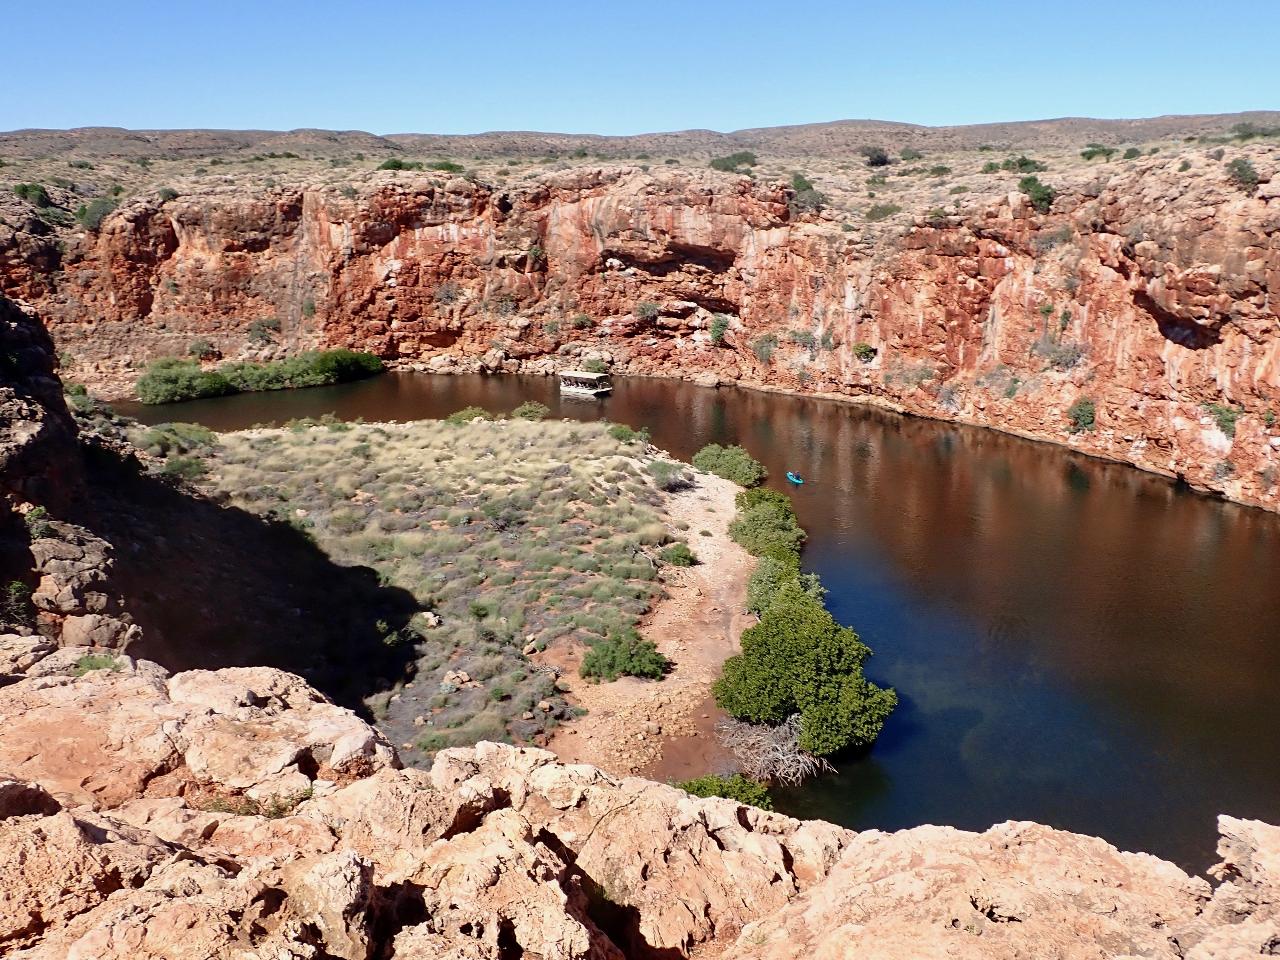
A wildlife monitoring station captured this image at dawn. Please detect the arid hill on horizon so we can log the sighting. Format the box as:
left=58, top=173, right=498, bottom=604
left=4, top=110, right=1280, bottom=159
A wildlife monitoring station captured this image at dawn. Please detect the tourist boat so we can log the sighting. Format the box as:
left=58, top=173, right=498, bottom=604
left=786, top=471, right=804, bottom=485
left=558, top=370, right=612, bottom=397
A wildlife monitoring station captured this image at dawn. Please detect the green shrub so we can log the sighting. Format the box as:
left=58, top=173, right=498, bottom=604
left=247, top=317, right=281, bottom=343
left=1179, top=159, right=1192, bottom=172
left=378, top=157, right=424, bottom=170
left=75, top=197, right=118, bottom=230
left=580, top=629, right=670, bottom=681
left=157, top=186, right=179, bottom=201
left=1018, top=176, right=1056, bottom=213
left=512, top=400, right=551, bottom=421
left=188, top=338, right=217, bottom=360
left=746, top=556, right=825, bottom=615
left=2, top=581, right=34, bottom=627
left=1203, top=402, right=1242, bottom=437
left=709, top=314, right=730, bottom=344
left=608, top=423, right=650, bottom=444
left=635, top=301, right=661, bottom=320
left=928, top=164, right=952, bottom=177
left=692, top=443, right=766, bottom=487
left=1001, top=155, right=1048, bottom=173
left=859, top=145, right=891, bottom=167
left=570, top=313, right=594, bottom=329
left=1080, top=143, right=1116, bottom=162
left=136, top=359, right=236, bottom=404
left=74, top=654, right=122, bottom=677
left=709, top=151, right=757, bottom=172
left=788, top=172, right=827, bottom=213
left=1122, top=147, right=1141, bottom=160
left=865, top=203, right=901, bottom=222
left=23, top=506, right=52, bottom=539
left=659, top=542, right=696, bottom=566
left=139, top=422, right=216, bottom=457
left=581, top=357, right=608, bottom=374
left=751, top=334, right=779, bottom=364
left=428, top=159, right=465, bottom=173
left=729, top=488, right=805, bottom=560
left=647, top=460, right=692, bottom=492
left=1225, top=158, right=1260, bottom=194
left=138, top=350, right=382, bottom=404
left=900, top=147, right=924, bottom=161
left=851, top=342, right=877, bottom=362
left=13, top=183, right=52, bottom=207
left=981, top=161, right=1001, bottom=174
left=1067, top=397, right=1096, bottom=433
left=713, top=583, right=897, bottom=756
left=679, top=774, right=773, bottom=809
left=161, top=456, right=208, bottom=481
left=445, top=405, right=493, bottom=425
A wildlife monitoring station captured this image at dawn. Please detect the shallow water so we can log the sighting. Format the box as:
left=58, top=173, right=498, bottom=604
left=118, top=372, right=1280, bottom=870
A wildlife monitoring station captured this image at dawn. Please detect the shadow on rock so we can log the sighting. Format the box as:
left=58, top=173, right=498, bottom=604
left=69, top=442, right=421, bottom=714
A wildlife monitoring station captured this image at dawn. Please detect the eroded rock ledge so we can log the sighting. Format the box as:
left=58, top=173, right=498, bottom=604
left=0, top=662, right=1274, bottom=959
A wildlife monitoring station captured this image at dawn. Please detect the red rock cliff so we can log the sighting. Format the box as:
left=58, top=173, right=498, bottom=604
left=8, top=152, right=1280, bottom=509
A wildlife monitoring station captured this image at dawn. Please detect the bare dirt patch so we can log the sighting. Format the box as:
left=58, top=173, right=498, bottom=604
left=545, top=468, right=754, bottom=780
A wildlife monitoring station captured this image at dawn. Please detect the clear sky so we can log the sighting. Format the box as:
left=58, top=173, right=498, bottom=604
left=6, top=0, right=1278, bottom=135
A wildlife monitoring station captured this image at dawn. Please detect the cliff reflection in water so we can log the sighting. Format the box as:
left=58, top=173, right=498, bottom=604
left=120, top=372, right=1280, bottom=868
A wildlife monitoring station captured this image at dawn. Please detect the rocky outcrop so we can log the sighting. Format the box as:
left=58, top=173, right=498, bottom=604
left=9, top=145, right=1279, bottom=509
left=0, top=663, right=1275, bottom=959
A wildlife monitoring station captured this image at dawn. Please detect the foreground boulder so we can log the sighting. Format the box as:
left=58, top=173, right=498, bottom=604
left=0, top=665, right=1275, bottom=958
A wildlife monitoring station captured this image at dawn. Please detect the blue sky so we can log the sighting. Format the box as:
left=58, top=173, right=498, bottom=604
left=7, top=0, right=1278, bottom=134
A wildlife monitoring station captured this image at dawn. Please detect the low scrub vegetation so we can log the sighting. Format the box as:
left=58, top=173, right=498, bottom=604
left=136, top=350, right=383, bottom=404
left=197, top=418, right=691, bottom=758
left=692, top=444, right=766, bottom=487
left=1225, top=158, right=1260, bottom=194
left=678, top=773, right=773, bottom=809
left=708, top=151, right=757, bottom=173
left=1019, top=176, right=1056, bottom=213
left=1067, top=397, right=1097, bottom=433
left=865, top=202, right=901, bottom=222
left=1204, top=402, right=1242, bottom=437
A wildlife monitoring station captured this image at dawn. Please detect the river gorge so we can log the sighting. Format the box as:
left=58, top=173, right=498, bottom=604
left=119, top=371, right=1280, bottom=870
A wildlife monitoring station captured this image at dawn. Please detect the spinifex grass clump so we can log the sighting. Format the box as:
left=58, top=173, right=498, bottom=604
left=199, top=418, right=693, bottom=758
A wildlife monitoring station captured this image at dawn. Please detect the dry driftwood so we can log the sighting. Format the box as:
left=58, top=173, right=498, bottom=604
left=716, top=714, right=834, bottom=786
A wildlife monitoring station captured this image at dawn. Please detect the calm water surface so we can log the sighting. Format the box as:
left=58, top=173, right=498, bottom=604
left=118, top=373, right=1280, bottom=870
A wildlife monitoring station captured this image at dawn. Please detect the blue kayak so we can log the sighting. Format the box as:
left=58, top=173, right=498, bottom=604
left=786, top=471, right=804, bottom=485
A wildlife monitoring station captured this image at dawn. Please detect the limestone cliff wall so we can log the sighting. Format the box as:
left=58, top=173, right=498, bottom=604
left=7, top=149, right=1279, bottom=509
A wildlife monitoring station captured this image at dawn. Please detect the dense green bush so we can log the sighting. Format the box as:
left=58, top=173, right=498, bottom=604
left=747, top=555, right=825, bottom=615
left=1225, top=158, right=1260, bottom=194
left=378, top=157, right=424, bottom=171
left=708, top=151, right=757, bottom=172
left=581, top=357, right=608, bottom=374
left=511, top=400, right=551, bottom=421
left=709, top=314, right=730, bottom=344
left=728, top=488, right=805, bottom=561
left=607, top=422, right=650, bottom=444
left=900, top=147, right=924, bottom=161
left=659, top=542, right=696, bottom=566
left=2, top=580, right=34, bottom=627
left=859, top=145, right=891, bottom=167
left=157, top=186, right=179, bottom=201
left=137, top=359, right=236, bottom=404
left=445, top=405, right=493, bottom=425
left=1018, top=176, right=1056, bottom=213
left=713, top=583, right=897, bottom=756
left=851, top=342, right=877, bottom=362
left=580, top=629, right=670, bottom=681
left=635, top=301, right=661, bottom=320
left=1001, top=155, right=1048, bottom=173
left=788, top=172, right=827, bottom=213
left=137, top=350, right=383, bottom=404
left=692, top=443, right=766, bottom=487
left=678, top=773, right=773, bottom=809
left=14, top=183, right=52, bottom=207
left=428, top=159, right=465, bottom=173
left=1080, top=143, right=1116, bottom=162
left=1122, top=147, right=1141, bottom=160
left=1067, top=397, right=1097, bottom=433
left=75, top=197, right=118, bottom=230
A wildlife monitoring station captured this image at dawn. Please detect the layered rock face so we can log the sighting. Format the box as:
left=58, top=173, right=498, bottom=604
left=11, top=147, right=1279, bottom=509
left=0, top=662, right=1275, bottom=959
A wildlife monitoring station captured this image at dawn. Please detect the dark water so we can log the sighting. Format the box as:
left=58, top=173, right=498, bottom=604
left=118, top=373, right=1280, bottom=870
